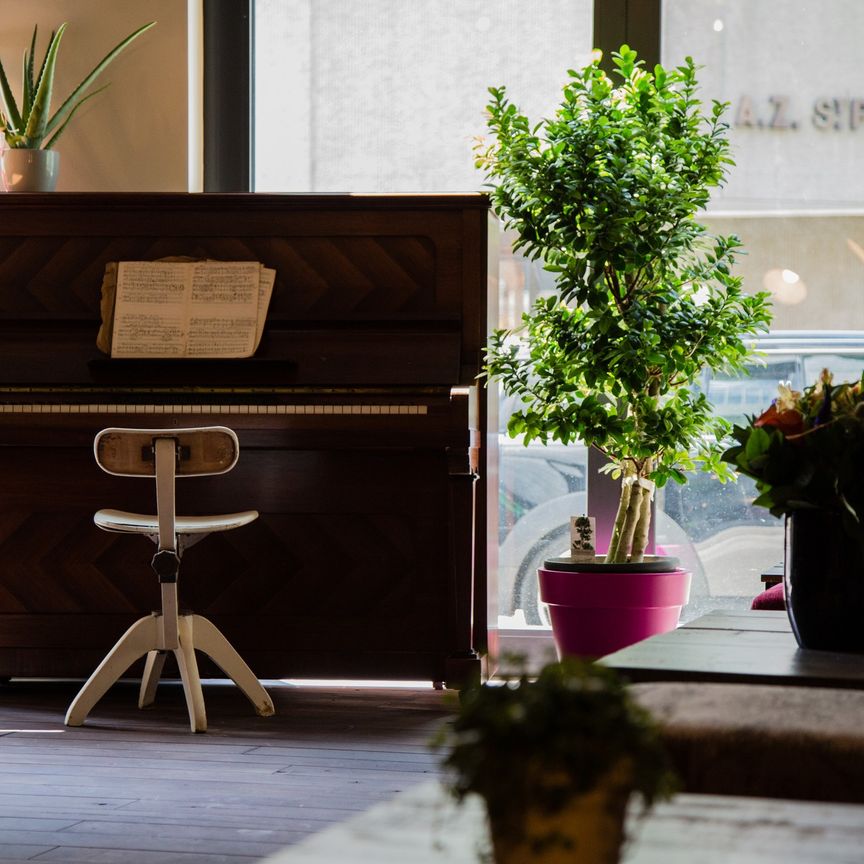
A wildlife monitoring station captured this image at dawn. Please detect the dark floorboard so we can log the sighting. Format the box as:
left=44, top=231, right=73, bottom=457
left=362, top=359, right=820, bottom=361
left=0, top=678, right=454, bottom=863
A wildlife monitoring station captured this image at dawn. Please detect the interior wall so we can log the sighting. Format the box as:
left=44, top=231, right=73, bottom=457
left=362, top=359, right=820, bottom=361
left=1, top=0, right=189, bottom=191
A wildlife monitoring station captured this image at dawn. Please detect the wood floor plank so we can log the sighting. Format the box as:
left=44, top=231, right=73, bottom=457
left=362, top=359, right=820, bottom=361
left=0, top=679, right=454, bottom=863
left=0, top=830, right=287, bottom=858
left=0, top=847, right=59, bottom=861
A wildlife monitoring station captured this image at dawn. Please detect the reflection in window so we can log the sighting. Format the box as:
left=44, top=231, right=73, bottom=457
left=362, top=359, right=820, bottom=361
left=662, top=0, right=864, bottom=616
left=253, top=1, right=864, bottom=628
left=253, top=1, right=594, bottom=632
left=254, top=0, right=592, bottom=192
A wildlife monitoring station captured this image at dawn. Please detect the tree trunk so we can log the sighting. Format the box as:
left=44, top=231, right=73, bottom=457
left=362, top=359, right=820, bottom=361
left=616, top=482, right=644, bottom=563
left=629, top=459, right=655, bottom=562
left=606, top=469, right=647, bottom=565
left=605, top=479, right=633, bottom=564
left=629, top=478, right=655, bottom=562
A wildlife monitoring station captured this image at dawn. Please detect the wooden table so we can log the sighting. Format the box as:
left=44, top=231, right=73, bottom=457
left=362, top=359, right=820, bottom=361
left=260, top=779, right=864, bottom=863
left=601, top=609, right=864, bottom=689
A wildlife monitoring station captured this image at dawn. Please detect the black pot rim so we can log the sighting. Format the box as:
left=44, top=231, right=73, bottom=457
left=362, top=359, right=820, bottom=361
left=542, top=555, right=680, bottom=573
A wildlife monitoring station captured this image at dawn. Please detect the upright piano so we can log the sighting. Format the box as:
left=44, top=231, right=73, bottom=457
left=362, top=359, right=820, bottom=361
left=0, top=193, right=493, bottom=687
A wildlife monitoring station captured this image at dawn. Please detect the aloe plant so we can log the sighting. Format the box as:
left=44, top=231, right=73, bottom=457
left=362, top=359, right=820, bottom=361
left=0, top=21, right=155, bottom=150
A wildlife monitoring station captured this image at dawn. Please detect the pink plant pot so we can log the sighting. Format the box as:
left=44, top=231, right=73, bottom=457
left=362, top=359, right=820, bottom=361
left=538, top=564, right=691, bottom=659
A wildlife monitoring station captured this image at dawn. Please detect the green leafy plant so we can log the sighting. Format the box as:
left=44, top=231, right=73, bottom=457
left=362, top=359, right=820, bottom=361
left=438, top=659, right=675, bottom=847
left=0, top=21, right=155, bottom=150
left=722, top=370, right=864, bottom=535
left=479, top=46, right=771, bottom=564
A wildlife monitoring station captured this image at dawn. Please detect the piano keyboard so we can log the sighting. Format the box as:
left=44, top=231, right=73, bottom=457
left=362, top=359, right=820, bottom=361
left=0, top=403, right=428, bottom=415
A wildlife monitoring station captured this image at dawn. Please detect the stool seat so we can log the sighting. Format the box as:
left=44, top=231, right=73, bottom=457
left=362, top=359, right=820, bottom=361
left=95, top=508, right=259, bottom=535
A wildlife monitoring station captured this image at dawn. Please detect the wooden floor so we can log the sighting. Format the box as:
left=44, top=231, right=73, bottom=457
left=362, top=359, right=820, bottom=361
left=0, top=678, right=454, bottom=863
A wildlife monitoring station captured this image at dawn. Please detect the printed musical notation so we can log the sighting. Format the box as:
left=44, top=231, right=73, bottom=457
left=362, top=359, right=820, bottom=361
left=101, top=260, right=275, bottom=359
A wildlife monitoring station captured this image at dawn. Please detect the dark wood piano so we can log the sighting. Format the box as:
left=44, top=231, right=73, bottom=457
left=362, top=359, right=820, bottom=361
left=0, top=193, right=492, bottom=687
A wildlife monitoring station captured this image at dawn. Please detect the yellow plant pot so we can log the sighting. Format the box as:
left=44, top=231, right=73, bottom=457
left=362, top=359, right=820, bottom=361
left=487, top=763, right=632, bottom=864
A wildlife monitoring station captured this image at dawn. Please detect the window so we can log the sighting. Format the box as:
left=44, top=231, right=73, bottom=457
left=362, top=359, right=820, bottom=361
left=248, top=1, right=864, bottom=635
left=254, top=1, right=593, bottom=193
left=659, top=0, right=864, bottom=618
left=252, top=1, right=594, bottom=641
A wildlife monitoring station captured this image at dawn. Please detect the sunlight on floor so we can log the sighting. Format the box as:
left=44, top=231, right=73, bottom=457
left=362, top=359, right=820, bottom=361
left=0, top=729, right=65, bottom=734
left=278, top=679, right=436, bottom=689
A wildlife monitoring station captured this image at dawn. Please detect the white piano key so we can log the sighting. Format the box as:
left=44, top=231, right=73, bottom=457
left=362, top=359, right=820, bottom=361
left=0, top=402, right=430, bottom=416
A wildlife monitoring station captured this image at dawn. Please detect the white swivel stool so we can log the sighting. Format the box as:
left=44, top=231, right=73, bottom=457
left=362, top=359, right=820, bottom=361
left=65, top=426, right=275, bottom=732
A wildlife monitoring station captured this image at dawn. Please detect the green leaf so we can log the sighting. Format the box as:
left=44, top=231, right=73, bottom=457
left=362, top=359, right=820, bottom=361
left=0, top=50, right=23, bottom=133
left=1, top=20, right=156, bottom=148
left=22, top=27, right=37, bottom=120
left=42, top=84, right=108, bottom=149
left=23, top=24, right=65, bottom=145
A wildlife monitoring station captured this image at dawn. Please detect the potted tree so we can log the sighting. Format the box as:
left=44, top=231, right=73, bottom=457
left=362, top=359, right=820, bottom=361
left=439, top=659, right=676, bottom=864
left=0, top=21, right=155, bottom=191
left=479, top=46, right=771, bottom=656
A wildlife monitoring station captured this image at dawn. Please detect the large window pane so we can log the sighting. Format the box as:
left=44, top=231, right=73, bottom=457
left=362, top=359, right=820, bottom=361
left=662, top=0, right=864, bottom=617
left=255, top=1, right=593, bottom=192
left=253, top=1, right=594, bottom=633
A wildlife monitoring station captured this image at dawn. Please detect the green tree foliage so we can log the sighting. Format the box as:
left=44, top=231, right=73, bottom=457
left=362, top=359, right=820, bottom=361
left=479, top=46, right=772, bottom=563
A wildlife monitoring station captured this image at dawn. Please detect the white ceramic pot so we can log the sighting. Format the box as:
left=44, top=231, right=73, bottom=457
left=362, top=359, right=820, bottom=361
left=1, top=149, right=60, bottom=192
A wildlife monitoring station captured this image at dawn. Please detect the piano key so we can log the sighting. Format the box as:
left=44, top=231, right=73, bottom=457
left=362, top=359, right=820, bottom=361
left=0, top=403, right=428, bottom=415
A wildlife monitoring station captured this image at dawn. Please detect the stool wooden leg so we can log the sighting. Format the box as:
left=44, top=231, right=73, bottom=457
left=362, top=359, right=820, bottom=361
left=65, top=615, right=160, bottom=727
left=174, top=616, right=207, bottom=733
left=190, top=614, right=275, bottom=717
left=138, top=650, right=168, bottom=708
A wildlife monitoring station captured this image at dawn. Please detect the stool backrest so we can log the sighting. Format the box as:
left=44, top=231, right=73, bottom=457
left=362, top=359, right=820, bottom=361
left=94, top=427, right=240, bottom=478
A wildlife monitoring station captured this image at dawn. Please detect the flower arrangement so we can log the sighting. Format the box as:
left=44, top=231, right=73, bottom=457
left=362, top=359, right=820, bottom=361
left=722, top=369, right=864, bottom=531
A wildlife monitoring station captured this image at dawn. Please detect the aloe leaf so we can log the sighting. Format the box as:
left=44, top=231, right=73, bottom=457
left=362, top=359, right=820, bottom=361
left=29, top=28, right=56, bottom=124
left=34, top=30, right=56, bottom=92
left=0, top=54, right=23, bottom=135
left=42, top=85, right=108, bottom=150
left=23, top=24, right=65, bottom=146
left=22, top=54, right=31, bottom=120
left=22, top=25, right=37, bottom=119
left=44, top=21, right=155, bottom=139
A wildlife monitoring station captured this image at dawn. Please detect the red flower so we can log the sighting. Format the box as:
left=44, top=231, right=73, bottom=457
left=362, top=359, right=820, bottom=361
left=753, top=403, right=805, bottom=436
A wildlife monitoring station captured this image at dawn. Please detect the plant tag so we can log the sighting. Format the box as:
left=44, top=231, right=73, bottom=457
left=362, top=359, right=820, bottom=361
left=569, top=515, right=596, bottom=562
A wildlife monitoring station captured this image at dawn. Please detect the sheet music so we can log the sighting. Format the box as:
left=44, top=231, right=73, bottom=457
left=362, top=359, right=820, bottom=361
left=110, top=261, right=273, bottom=359
left=257, top=266, right=276, bottom=347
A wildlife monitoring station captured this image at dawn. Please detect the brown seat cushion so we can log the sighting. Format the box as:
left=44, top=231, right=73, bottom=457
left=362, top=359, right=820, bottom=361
left=631, top=681, right=864, bottom=802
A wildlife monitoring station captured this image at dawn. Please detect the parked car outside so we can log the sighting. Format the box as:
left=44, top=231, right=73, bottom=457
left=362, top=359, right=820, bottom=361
left=497, top=331, right=864, bottom=626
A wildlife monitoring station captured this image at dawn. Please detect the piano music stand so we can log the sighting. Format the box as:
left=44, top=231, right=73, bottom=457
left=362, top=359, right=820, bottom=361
left=64, top=426, right=275, bottom=732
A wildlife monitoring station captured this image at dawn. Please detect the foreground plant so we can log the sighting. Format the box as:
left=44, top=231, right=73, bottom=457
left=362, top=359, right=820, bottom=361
left=438, top=659, right=676, bottom=862
left=479, top=45, right=771, bottom=563
left=0, top=21, right=155, bottom=150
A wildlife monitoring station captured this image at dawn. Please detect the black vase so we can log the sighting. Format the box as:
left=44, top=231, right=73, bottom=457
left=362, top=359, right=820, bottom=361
left=785, top=510, right=864, bottom=652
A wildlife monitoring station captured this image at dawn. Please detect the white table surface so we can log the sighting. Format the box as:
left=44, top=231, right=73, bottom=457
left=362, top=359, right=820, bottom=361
left=260, top=778, right=864, bottom=863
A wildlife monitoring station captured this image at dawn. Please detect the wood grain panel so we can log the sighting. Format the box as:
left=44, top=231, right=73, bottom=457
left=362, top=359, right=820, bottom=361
left=0, top=193, right=490, bottom=686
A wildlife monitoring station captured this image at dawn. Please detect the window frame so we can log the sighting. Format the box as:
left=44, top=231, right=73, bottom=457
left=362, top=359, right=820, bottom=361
left=203, top=0, right=253, bottom=192
left=203, top=2, right=663, bottom=648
